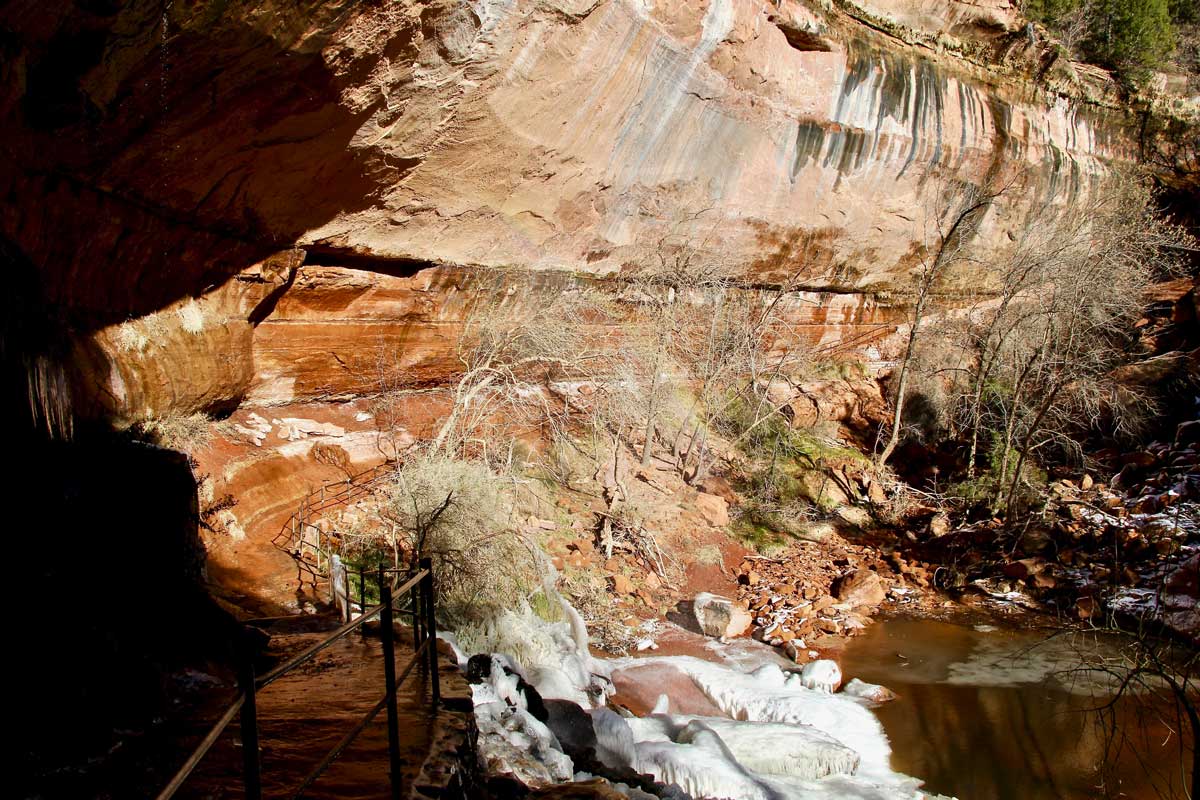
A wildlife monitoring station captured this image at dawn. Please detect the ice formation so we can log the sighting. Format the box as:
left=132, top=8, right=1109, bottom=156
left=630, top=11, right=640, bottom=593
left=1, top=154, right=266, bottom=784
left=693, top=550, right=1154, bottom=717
left=471, top=655, right=575, bottom=785
left=624, top=656, right=926, bottom=795
left=626, top=714, right=860, bottom=779
left=452, top=589, right=931, bottom=798
left=799, top=659, right=842, bottom=692
left=454, top=603, right=611, bottom=708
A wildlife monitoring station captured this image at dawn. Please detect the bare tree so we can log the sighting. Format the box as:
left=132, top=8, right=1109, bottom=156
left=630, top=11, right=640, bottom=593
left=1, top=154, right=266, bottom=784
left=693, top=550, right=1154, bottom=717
left=431, top=271, right=612, bottom=459
left=877, top=180, right=1000, bottom=469
left=995, top=177, right=1187, bottom=513
left=1059, top=618, right=1198, bottom=799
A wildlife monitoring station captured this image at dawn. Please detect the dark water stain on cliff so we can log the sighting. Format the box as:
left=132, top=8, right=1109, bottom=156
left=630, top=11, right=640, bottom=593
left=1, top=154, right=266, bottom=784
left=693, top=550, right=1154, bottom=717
left=792, top=41, right=955, bottom=187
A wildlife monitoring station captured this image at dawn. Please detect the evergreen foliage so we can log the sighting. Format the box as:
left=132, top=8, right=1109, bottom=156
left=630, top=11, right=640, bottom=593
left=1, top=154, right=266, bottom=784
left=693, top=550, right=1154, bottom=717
left=1084, top=0, right=1175, bottom=75
left=1026, top=0, right=1183, bottom=81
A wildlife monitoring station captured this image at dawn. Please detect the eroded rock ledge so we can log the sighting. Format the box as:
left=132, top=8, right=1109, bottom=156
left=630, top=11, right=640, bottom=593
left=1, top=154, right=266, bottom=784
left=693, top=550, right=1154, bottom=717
left=3, top=0, right=1150, bottom=328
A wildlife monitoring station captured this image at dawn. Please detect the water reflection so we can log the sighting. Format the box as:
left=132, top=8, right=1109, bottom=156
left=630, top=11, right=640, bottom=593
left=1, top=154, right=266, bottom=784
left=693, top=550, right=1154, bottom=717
left=839, top=619, right=1192, bottom=800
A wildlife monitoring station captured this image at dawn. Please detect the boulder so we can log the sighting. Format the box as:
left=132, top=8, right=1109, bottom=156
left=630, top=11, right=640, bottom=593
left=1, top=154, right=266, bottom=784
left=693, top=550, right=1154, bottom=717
left=693, top=592, right=752, bottom=638
left=835, top=505, right=872, bottom=527
left=831, top=569, right=886, bottom=610
left=543, top=699, right=598, bottom=764
left=811, top=595, right=836, bottom=613
left=695, top=492, right=730, bottom=528
left=796, top=521, right=838, bottom=543
left=929, top=512, right=951, bottom=537
left=1161, top=555, right=1199, bottom=644
left=842, top=678, right=896, bottom=703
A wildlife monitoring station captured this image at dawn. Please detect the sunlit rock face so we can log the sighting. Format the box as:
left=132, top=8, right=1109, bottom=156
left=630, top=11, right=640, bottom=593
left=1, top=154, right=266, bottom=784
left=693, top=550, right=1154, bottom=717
left=1, top=0, right=1143, bottom=423
left=303, top=0, right=1135, bottom=281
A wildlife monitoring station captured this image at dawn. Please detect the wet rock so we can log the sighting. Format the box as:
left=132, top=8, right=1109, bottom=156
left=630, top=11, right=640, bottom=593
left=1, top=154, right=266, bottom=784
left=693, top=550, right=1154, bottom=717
left=543, top=699, right=598, bottom=764
left=1176, top=419, right=1200, bottom=447
left=783, top=640, right=808, bottom=662
left=693, top=592, right=752, bottom=638
left=842, top=678, right=896, bottom=703
left=1075, top=596, right=1098, bottom=620
left=1161, top=555, right=1199, bottom=643
left=831, top=569, right=886, bottom=610
left=1032, top=572, right=1057, bottom=590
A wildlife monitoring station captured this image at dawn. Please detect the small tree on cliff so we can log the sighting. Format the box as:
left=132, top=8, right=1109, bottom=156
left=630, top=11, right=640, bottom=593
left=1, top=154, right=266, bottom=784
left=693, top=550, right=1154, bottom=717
left=876, top=181, right=999, bottom=469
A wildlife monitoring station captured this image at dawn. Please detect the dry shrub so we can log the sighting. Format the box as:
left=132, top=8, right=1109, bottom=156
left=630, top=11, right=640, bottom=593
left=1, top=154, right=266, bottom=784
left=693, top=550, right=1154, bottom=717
left=386, top=453, right=539, bottom=625
left=560, top=572, right=637, bottom=655
left=131, top=413, right=213, bottom=453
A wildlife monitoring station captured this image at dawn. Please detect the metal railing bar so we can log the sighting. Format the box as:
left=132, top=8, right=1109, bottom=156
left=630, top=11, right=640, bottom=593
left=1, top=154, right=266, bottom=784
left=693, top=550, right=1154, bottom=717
left=155, top=560, right=437, bottom=800
left=154, top=695, right=245, bottom=800
left=257, top=570, right=429, bottom=690
left=289, top=693, right=390, bottom=799
left=285, top=639, right=432, bottom=800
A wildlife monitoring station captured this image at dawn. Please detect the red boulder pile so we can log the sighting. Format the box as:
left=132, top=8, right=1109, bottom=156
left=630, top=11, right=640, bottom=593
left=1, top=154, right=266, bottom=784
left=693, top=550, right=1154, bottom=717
left=733, top=546, right=937, bottom=658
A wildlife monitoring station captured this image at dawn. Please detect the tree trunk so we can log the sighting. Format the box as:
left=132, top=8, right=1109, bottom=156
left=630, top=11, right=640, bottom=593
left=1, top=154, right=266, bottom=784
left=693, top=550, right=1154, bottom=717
left=877, top=292, right=925, bottom=468
left=641, top=361, right=661, bottom=466
left=1003, top=381, right=1061, bottom=516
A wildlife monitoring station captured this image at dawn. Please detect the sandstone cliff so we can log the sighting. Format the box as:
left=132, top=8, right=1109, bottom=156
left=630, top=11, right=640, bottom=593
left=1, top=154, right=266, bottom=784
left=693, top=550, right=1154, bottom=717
left=2, top=0, right=1158, bottom=420
left=1, top=0, right=1189, bottom=611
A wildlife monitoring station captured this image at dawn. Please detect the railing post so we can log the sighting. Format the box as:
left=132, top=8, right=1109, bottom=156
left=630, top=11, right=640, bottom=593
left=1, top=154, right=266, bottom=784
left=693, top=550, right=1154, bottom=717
left=238, top=654, right=263, bottom=800
left=358, top=567, right=366, bottom=628
left=379, top=567, right=403, bottom=800
left=410, top=581, right=422, bottom=649
left=420, top=557, right=440, bottom=708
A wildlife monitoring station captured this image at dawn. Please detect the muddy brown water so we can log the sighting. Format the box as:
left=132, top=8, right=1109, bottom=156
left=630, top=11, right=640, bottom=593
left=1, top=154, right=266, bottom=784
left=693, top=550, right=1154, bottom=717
left=839, top=618, right=1193, bottom=800
left=175, top=633, right=434, bottom=800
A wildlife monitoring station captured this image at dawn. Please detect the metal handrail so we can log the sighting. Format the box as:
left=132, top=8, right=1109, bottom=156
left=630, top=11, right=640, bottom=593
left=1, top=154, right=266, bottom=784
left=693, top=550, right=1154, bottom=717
left=288, top=637, right=433, bottom=799
left=154, top=560, right=440, bottom=800
left=152, top=696, right=245, bottom=800
left=257, top=568, right=428, bottom=689
left=271, top=462, right=395, bottom=552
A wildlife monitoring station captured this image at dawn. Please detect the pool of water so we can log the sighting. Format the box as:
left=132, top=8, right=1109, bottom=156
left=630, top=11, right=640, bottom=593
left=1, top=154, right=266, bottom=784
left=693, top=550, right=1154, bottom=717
left=839, top=618, right=1192, bottom=800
